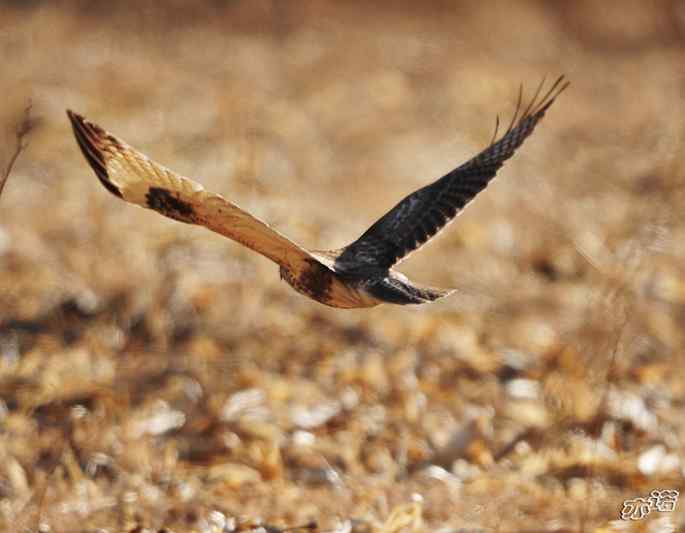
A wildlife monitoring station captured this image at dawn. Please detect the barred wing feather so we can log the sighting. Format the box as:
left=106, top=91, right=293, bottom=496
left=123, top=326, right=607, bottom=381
left=67, top=110, right=315, bottom=272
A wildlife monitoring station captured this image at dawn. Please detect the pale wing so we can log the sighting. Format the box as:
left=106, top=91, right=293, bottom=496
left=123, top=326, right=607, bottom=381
left=336, top=76, right=569, bottom=273
left=67, top=110, right=315, bottom=270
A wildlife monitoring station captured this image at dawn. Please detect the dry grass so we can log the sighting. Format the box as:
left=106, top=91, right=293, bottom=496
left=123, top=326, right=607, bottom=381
left=0, top=101, right=33, bottom=199
left=1, top=2, right=684, bottom=532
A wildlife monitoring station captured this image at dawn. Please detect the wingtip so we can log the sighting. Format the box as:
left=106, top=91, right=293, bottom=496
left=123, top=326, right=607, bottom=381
left=67, top=109, right=124, bottom=199
left=67, top=109, right=107, bottom=139
left=66, top=109, right=85, bottom=126
left=536, top=74, right=570, bottom=115
left=499, top=74, right=569, bottom=140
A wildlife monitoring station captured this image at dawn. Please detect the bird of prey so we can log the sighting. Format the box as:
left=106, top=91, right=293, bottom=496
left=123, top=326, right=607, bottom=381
left=67, top=76, right=567, bottom=309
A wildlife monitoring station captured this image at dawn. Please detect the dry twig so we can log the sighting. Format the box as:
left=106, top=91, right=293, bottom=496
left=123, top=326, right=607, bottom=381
left=0, top=99, right=34, bottom=199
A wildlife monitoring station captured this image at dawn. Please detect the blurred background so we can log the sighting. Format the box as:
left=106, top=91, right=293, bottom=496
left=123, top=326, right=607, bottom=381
left=1, top=1, right=684, bottom=531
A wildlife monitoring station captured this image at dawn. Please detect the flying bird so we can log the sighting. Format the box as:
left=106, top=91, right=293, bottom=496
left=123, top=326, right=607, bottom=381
left=67, top=76, right=568, bottom=309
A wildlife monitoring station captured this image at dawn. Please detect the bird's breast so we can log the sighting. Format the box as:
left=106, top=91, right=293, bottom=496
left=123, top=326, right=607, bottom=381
left=280, top=261, right=379, bottom=309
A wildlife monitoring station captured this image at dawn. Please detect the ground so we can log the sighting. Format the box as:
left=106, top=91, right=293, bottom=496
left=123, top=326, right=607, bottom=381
left=0, top=2, right=684, bottom=532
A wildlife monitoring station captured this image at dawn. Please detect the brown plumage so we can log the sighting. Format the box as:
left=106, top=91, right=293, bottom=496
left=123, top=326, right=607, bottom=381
left=67, top=76, right=568, bottom=309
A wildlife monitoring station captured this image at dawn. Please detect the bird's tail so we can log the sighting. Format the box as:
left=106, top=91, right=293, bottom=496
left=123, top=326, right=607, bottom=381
left=367, top=275, right=454, bottom=305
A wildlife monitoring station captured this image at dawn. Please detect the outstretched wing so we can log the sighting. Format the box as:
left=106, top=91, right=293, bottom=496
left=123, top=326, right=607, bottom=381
left=67, top=110, right=316, bottom=271
left=336, top=76, right=569, bottom=273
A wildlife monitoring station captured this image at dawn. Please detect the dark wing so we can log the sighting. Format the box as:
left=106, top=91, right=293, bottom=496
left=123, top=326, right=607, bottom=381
left=335, top=76, right=569, bottom=273
left=67, top=110, right=318, bottom=272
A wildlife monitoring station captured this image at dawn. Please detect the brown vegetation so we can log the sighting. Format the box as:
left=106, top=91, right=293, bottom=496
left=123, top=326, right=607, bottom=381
left=0, top=2, right=684, bottom=531
left=0, top=101, right=33, bottom=199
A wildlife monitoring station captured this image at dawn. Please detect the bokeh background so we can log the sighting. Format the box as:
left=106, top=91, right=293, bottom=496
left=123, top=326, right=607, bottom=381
left=1, top=1, right=684, bottom=531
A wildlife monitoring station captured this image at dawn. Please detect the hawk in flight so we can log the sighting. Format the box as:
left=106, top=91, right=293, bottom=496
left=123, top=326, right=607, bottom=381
left=67, top=76, right=567, bottom=309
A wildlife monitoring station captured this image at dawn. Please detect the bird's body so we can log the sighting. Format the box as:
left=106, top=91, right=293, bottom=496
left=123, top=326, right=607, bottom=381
left=279, top=252, right=452, bottom=308
left=278, top=255, right=377, bottom=309
left=67, top=76, right=567, bottom=308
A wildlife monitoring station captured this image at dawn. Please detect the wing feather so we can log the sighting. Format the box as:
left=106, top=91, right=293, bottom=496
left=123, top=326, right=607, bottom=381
left=336, top=76, right=569, bottom=272
left=67, top=110, right=315, bottom=271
